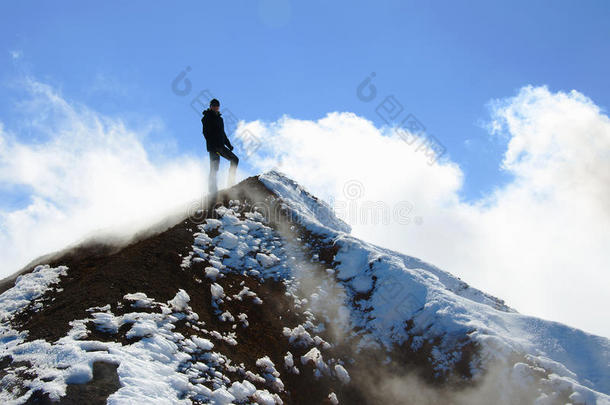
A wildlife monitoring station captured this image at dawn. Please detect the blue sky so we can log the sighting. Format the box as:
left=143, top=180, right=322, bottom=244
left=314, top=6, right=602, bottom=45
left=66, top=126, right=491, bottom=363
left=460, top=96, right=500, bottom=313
left=2, top=1, right=609, bottom=201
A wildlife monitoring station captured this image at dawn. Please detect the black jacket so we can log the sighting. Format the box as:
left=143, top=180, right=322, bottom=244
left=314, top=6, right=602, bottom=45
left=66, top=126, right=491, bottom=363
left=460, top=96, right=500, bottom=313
left=202, top=108, right=233, bottom=152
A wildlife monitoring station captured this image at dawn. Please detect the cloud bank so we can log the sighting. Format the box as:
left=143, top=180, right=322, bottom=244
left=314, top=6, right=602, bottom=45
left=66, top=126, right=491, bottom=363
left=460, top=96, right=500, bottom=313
left=243, top=85, right=610, bottom=338
left=0, top=78, right=206, bottom=276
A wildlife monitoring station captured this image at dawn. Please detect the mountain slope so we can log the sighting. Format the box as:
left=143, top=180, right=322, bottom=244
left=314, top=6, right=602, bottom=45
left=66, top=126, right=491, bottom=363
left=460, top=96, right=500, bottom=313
left=0, top=171, right=608, bottom=405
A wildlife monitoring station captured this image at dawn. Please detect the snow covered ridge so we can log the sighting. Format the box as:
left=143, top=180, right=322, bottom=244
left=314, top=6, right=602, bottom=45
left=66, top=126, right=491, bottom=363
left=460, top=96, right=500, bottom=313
left=258, top=170, right=610, bottom=403
left=258, top=171, right=351, bottom=235
left=180, top=200, right=352, bottom=398
left=0, top=198, right=352, bottom=404
left=1, top=172, right=609, bottom=404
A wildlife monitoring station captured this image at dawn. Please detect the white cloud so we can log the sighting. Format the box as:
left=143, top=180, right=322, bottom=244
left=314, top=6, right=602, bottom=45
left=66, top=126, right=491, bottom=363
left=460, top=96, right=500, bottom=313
left=244, top=85, right=610, bottom=338
left=0, top=78, right=208, bottom=276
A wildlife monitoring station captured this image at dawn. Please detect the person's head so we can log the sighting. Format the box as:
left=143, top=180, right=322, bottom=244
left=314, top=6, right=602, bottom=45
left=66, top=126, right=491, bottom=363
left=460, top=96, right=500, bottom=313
left=210, top=98, right=220, bottom=112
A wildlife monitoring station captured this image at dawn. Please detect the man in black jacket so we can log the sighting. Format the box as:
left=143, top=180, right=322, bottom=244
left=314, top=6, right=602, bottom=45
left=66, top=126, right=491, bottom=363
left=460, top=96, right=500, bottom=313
left=202, top=98, right=239, bottom=194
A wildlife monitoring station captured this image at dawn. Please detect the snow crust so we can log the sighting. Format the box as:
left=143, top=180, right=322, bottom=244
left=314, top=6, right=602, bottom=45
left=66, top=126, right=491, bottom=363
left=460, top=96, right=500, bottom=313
left=259, top=171, right=351, bottom=235
left=0, top=265, right=67, bottom=322
left=259, top=170, right=610, bottom=402
left=0, top=245, right=287, bottom=405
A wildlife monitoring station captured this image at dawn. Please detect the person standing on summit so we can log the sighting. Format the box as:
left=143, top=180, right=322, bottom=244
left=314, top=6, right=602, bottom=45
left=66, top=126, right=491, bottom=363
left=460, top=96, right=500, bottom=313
left=202, top=98, right=239, bottom=194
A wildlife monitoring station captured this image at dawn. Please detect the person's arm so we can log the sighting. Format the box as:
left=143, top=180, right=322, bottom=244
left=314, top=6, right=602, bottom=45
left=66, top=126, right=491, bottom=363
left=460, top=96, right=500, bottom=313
left=202, top=116, right=209, bottom=140
left=224, top=132, right=233, bottom=150
left=220, top=117, right=234, bottom=150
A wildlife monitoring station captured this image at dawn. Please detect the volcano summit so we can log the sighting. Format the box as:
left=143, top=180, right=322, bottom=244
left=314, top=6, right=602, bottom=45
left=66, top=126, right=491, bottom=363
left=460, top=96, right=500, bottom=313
left=0, top=171, right=608, bottom=405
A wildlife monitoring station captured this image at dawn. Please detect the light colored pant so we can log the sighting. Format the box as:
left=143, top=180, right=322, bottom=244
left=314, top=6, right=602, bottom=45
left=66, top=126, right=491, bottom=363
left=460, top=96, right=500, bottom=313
left=209, top=146, right=239, bottom=194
